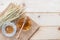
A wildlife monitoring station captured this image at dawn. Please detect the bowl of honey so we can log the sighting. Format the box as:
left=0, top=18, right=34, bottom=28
left=2, top=22, right=17, bottom=37
left=16, top=16, right=31, bottom=31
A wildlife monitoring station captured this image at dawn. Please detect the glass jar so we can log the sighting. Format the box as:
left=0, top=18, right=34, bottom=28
left=15, top=13, right=31, bottom=31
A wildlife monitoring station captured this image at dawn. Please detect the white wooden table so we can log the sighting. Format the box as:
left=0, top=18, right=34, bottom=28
left=26, top=12, right=60, bottom=40
left=0, top=0, right=60, bottom=40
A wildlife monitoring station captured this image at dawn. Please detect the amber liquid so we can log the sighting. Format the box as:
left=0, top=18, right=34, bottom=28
left=5, top=25, right=13, bottom=34
left=16, top=17, right=31, bottom=31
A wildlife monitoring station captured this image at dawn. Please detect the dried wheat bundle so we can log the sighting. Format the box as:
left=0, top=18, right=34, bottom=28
left=0, top=3, right=25, bottom=28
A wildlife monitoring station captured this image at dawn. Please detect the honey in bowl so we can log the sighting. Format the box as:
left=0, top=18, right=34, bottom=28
left=16, top=17, right=31, bottom=31
left=5, top=25, right=14, bottom=34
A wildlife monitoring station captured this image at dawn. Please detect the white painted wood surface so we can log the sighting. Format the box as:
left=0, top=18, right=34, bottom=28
left=30, top=26, right=60, bottom=40
left=0, top=0, right=60, bottom=40
left=25, top=0, right=60, bottom=12
left=26, top=13, right=60, bottom=26
left=0, top=0, right=60, bottom=12
left=26, top=13, right=60, bottom=39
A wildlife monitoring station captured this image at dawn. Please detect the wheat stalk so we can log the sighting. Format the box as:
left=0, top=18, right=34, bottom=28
left=0, top=5, right=25, bottom=28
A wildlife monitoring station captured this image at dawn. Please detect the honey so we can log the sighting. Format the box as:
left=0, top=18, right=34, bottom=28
left=5, top=25, right=13, bottom=33
left=16, top=17, right=31, bottom=31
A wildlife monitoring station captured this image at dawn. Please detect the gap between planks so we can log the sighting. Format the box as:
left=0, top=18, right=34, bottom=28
left=40, top=25, right=60, bottom=27
left=25, top=12, right=60, bottom=14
